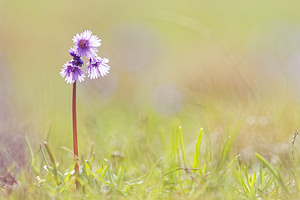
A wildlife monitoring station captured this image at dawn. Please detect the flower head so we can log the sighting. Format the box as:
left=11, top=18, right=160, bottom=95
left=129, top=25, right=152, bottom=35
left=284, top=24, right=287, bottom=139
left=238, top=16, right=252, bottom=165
left=87, top=57, right=110, bottom=79
left=72, top=30, right=101, bottom=59
left=60, top=61, right=85, bottom=84
left=61, top=30, right=110, bottom=84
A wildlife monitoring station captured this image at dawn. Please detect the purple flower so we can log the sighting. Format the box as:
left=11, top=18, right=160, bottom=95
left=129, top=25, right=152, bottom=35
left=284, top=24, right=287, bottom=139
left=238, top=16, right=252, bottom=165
left=72, top=30, right=101, bottom=59
left=69, top=47, right=79, bottom=59
left=60, top=61, right=85, bottom=84
left=61, top=30, right=110, bottom=84
left=69, top=47, right=83, bottom=67
left=87, top=57, right=110, bottom=79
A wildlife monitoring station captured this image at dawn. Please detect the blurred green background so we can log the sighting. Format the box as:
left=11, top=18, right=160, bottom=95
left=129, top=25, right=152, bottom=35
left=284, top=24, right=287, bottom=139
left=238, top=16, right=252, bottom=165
left=1, top=0, right=300, bottom=168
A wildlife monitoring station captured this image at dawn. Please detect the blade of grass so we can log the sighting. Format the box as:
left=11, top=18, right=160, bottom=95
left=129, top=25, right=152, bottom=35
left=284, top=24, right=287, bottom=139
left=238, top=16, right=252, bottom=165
left=232, top=162, right=248, bottom=192
left=250, top=172, right=256, bottom=190
left=89, top=143, right=95, bottom=163
left=259, top=162, right=263, bottom=185
left=292, top=169, right=300, bottom=192
left=192, top=128, right=203, bottom=169
left=25, top=136, right=39, bottom=175
left=233, top=170, right=248, bottom=192
left=169, top=125, right=179, bottom=167
left=216, top=154, right=239, bottom=181
left=255, top=153, right=288, bottom=194
left=178, top=126, right=188, bottom=168
left=217, top=137, right=232, bottom=171
left=116, top=163, right=125, bottom=188
left=103, top=159, right=114, bottom=186
left=44, top=141, right=59, bottom=185
left=40, top=143, right=54, bottom=183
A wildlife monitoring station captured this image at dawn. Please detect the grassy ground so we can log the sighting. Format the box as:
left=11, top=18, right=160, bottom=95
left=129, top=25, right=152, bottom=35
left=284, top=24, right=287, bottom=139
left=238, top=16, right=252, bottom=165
left=1, top=95, right=300, bottom=199
left=1, top=0, right=300, bottom=199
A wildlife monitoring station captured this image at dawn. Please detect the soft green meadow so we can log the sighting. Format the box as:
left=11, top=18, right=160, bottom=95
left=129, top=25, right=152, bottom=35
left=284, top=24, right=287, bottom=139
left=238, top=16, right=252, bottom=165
left=1, top=0, right=300, bottom=199
left=2, top=97, right=300, bottom=199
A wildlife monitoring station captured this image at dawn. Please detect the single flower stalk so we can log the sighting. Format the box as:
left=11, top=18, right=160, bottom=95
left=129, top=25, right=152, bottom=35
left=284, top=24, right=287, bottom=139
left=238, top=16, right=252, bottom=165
left=60, top=30, right=110, bottom=189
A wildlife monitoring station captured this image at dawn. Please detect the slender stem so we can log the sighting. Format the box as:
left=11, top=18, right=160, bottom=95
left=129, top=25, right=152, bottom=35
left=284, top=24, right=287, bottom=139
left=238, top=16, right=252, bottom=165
left=72, top=81, right=79, bottom=189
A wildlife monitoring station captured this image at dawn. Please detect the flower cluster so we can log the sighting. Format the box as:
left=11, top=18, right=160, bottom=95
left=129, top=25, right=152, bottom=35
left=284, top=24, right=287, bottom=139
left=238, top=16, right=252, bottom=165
left=60, top=30, right=110, bottom=84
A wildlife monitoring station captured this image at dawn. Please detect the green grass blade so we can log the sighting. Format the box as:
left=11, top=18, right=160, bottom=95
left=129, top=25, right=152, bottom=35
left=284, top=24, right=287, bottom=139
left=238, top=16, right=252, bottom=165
left=232, top=167, right=248, bottom=192
left=250, top=172, right=256, bottom=189
left=44, top=141, right=59, bottom=185
left=255, top=153, right=288, bottom=194
left=192, top=128, right=203, bottom=169
left=216, top=154, right=239, bottom=181
left=117, top=163, right=125, bottom=188
left=40, top=143, right=53, bottom=183
left=178, top=126, right=188, bottom=168
left=218, top=137, right=231, bottom=170
left=169, top=125, right=179, bottom=167
left=259, top=162, right=263, bottom=185
left=245, top=170, right=251, bottom=189
left=292, top=169, right=300, bottom=192
left=25, top=136, right=39, bottom=175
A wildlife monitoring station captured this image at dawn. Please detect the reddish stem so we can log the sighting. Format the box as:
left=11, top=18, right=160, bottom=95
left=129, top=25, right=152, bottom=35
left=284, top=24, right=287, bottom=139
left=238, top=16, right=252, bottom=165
left=72, top=81, right=79, bottom=189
